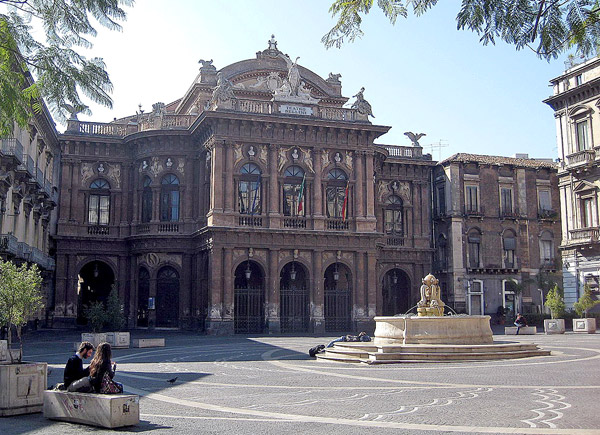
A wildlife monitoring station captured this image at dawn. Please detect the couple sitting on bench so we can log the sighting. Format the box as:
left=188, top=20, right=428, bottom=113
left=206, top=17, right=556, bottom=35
left=60, top=341, right=123, bottom=394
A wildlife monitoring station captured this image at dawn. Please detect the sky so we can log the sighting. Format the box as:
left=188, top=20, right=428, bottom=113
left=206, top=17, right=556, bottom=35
left=53, top=0, right=573, bottom=160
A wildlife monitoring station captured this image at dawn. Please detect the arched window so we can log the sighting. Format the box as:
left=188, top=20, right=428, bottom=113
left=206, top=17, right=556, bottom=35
left=326, top=168, right=349, bottom=219
left=239, top=163, right=262, bottom=215
left=283, top=165, right=305, bottom=217
left=384, top=195, right=403, bottom=235
left=141, top=176, right=152, bottom=223
left=88, top=179, right=110, bottom=225
left=503, top=230, right=517, bottom=268
left=160, top=174, right=180, bottom=222
left=467, top=229, right=481, bottom=269
left=540, top=231, right=554, bottom=267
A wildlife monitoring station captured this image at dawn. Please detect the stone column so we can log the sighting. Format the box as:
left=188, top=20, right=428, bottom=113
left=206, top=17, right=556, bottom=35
left=355, top=151, right=364, bottom=218
left=354, top=251, right=367, bottom=330
left=312, top=250, right=324, bottom=333
left=181, top=253, right=192, bottom=328
left=128, top=255, right=137, bottom=328
left=66, top=254, right=79, bottom=322
left=366, top=252, right=377, bottom=319
left=52, top=253, right=70, bottom=327
left=313, top=150, right=324, bottom=230
left=206, top=246, right=231, bottom=334
left=266, top=249, right=281, bottom=333
left=365, top=151, right=375, bottom=223
left=58, top=161, right=72, bottom=224
left=148, top=275, right=157, bottom=328
left=131, top=164, right=140, bottom=225
left=208, top=142, right=224, bottom=226
left=224, top=143, right=234, bottom=213
left=268, top=144, right=280, bottom=228
left=223, top=248, right=233, bottom=321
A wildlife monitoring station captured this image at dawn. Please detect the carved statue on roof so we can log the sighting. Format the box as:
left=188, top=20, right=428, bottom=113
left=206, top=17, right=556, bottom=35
left=198, top=59, right=215, bottom=70
left=327, top=73, right=342, bottom=84
left=278, top=53, right=301, bottom=97
left=268, top=34, right=278, bottom=50
left=351, top=87, right=374, bottom=119
left=404, top=132, right=426, bottom=147
left=207, top=72, right=236, bottom=110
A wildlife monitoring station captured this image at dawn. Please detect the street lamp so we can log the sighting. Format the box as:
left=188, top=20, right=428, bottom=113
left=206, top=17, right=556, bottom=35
left=245, top=260, right=251, bottom=281
left=333, top=263, right=340, bottom=282
left=93, top=263, right=99, bottom=278
left=392, top=270, right=398, bottom=284
left=290, top=262, right=296, bottom=281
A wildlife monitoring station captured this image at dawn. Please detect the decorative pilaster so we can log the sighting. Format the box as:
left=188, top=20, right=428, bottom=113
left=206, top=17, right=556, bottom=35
left=266, top=249, right=281, bottom=333
left=312, top=250, right=324, bottom=333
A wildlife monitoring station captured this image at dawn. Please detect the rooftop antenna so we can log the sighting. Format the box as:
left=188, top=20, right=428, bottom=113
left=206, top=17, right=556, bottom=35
left=423, top=139, right=449, bottom=161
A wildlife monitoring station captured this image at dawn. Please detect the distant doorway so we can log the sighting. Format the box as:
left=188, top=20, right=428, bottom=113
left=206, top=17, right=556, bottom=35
left=324, top=263, right=352, bottom=332
left=234, top=261, right=265, bottom=334
left=280, top=262, right=309, bottom=333
left=382, top=268, right=411, bottom=316
left=156, top=267, right=180, bottom=328
left=77, top=261, right=114, bottom=325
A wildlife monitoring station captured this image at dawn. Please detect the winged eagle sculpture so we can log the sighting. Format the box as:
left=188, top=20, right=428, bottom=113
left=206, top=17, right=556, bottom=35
left=404, top=132, right=426, bottom=147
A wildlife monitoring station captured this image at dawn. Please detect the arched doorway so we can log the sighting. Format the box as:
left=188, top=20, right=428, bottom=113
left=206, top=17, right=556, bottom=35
left=77, top=261, right=115, bottom=325
left=280, top=261, right=309, bottom=333
left=324, top=263, right=352, bottom=332
left=156, top=267, right=180, bottom=328
left=137, top=268, right=150, bottom=327
left=382, top=268, right=411, bottom=316
left=234, top=260, right=264, bottom=334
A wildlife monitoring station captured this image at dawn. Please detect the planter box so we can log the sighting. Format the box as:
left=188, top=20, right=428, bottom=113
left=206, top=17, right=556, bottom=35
left=132, top=338, right=165, bottom=348
left=0, top=341, right=6, bottom=362
left=504, top=326, right=537, bottom=335
left=44, top=391, right=139, bottom=428
left=0, top=362, right=47, bottom=416
left=544, top=318, right=566, bottom=334
left=106, top=332, right=130, bottom=348
left=81, top=333, right=107, bottom=348
left=573, top=318, right=597, bottom=334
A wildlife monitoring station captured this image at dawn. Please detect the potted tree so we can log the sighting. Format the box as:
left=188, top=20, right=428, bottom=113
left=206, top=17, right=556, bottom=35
left=544, top=284, right=566, bottom=334
left=80, top=286, right=128, bottom=348
left=572, top=285, right=600, bottom=333
left=80, top=300, right=108, bottom=348
left=0, top=260, right=47, bottom=416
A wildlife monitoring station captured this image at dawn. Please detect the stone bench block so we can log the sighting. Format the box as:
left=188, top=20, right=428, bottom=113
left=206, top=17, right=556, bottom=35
left=106, top=332, right=130, bottom=348
left=505, top=326, right=537, bottom=335
left=43, top=390, right=139, bottom=428
left=132, top=338, right=165, bottom=348
left=0, top=340, right=7, bottom=362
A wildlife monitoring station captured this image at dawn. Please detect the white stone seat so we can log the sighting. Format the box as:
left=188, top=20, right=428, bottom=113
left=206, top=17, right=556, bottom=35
left=504, top=326, right=537, bottom=335
left=43, top=390, right=139, bottom=428
left=132, top=338, right=165, bottom=348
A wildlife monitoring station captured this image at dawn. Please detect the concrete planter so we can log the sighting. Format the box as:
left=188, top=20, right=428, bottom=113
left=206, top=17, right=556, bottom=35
left=81, top=333, right=108, bottom=348
left=573, top=318, right=597, bottom=333
left=105, top=332, right=130, bottom=348
left=0, top=361, right=47, bottom=416
left=544, top=318, right=566, bottom=334
left=0, top=340, right=7, bottom=362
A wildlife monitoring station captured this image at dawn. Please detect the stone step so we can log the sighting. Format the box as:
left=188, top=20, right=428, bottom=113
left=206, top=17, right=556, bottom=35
left=333, top=343, right=541, bottom=354
left=369, top=349, right=550, bottom=362
left=316, top=353, right=368, bottom=363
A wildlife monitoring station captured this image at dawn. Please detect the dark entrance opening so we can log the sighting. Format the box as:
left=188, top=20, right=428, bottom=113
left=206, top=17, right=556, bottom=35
left=234, top=260, right=264, bottom=334
left=156, top=266, right=180, bottom=328
left=137, top=267, right=150, bottom=327
left=382, top=268, right=411, bottom=316
left=77, top=261, right=115, bottom=325
left=280, top=262, right=309, bottom=333
left=324, top=263, right=352, bottom=332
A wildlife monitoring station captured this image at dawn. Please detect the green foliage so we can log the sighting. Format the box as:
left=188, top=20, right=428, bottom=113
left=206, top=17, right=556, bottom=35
left=323, top=0, right=600, bottom=60
left=84, top=301, right=106, bottom=333
left=573, top=285, right=600, bottom=318
left=0, top=260, right=44, bottom=363
left=0, top=0, right=133, bottom=136
left=104, top=286, right=125, bottom=331
left=545, top=284, right=566, bottom=319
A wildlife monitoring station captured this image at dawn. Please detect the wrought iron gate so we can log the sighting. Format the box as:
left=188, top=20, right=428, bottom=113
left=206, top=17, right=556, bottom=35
left=234, top=286, right=264, bottom=334
left=324, top=287, right=351, bottom=332
left=280, top=286, right=309, bottom=333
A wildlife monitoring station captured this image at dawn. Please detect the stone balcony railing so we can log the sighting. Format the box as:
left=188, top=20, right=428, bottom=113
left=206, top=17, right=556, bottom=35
left=0, top=138, right=24, bottom=165
left=565, top=149, right=597, bottom=170
left=568, top=227, right=600, bottom=245
left=379, top=144, right=428, bottom=160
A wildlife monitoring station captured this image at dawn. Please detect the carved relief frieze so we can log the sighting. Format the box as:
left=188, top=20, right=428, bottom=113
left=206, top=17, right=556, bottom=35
left=392, top=180, right=411, bottom=202
left=278, top=147, right=288, bottom=172
left=177, top=158, right=185, bottom=175
left=148, top=157, right=164, bottom=178
left=81, top=162, right=94, bottom=185
left=298, top=147, right=314, bottom=173
left=258, top=145, right=268, bottom=167
left=321, top=149, right=329, bottom=169
left=377, top=180, right=388, bottom=202
left=140, top=252, right=182, bottom=268
left=344, top=151, right=353, bottom=170
left=106, top=163, right=121, bottom=189
left=232, top=143, right=243, bottom=168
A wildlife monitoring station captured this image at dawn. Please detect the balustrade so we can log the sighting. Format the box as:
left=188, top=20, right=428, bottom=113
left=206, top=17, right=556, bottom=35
left=326, top=218, right=349, bottom=231
left=282, top=217, right=307, bottom=229
left=239, top=216, right=263, bottom=227
left=87, top=225, right=110, bottom=235
left=158, top=223, right=180, bottom=233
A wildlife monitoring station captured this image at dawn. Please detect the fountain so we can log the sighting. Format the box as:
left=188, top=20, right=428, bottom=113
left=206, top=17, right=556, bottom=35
left=318, top=274, right=550, bottom=364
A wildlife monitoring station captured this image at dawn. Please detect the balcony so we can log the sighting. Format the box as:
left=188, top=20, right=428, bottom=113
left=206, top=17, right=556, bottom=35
left=538, top=209, right=558, bottom=220
left=15, top=154, right=34, bottom=177
left=0, top=138, right=24, bottom=166
left=386, top=236, right=405, bottom=246
left=282, top=217, right=307, bottom=229
left=0, top=234, right=19, bottom=256
left=568, top=227, right=600, bottom=246
left=326, top=218, right=349, bottom=231
left=464, top=206, right=484, bottom=218
left=565, top=149, right=596, bottom=171
left=239, top=216, right=263, bottom=227
left=158, top=223, right=180, bottom=233
left=500, top=208, right=520, bottom=219
left=87, top=225, right=110, bottom=236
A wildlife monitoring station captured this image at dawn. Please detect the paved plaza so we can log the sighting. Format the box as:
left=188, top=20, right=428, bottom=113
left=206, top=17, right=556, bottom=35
left=1, top=330, right=600, bottom=434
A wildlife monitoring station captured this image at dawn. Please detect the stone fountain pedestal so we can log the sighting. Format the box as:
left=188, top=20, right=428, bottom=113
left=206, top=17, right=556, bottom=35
left=373, top=315, right=493, bottom=345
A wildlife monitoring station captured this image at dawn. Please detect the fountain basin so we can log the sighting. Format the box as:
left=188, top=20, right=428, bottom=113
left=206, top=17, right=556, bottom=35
left=373, top=315, right=493, bottom=345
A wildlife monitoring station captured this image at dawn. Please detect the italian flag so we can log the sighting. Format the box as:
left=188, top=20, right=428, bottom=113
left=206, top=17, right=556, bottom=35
left=341, top=180, right=350, bottom=221
left=297, top=173, right=306, bottom=215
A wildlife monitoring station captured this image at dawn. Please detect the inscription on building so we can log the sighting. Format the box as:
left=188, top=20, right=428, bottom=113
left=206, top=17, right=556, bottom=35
left=279, top=105, right=313, bottom=116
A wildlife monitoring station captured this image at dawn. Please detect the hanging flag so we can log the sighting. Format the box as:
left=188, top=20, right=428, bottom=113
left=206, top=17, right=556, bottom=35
left=341, top=180, right=350, bottom=221
left=297, top=173, right=306, bottom=215
left=250, top=175, right=261, bottom=215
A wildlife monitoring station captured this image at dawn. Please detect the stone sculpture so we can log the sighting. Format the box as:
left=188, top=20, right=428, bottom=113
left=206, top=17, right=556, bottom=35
left=404, top=132, right=426, bottom=147
left=351, top=87, right=374, bottom=118
left=207, top=72, right=236, bottom=110
left=417, top=273, right=445, bottom=317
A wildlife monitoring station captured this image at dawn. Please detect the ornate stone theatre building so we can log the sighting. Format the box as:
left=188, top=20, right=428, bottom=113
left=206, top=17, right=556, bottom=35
left=53, top=37, right=434, bottom=333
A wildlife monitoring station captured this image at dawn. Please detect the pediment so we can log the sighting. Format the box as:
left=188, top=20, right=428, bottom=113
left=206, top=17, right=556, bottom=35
left=573, top=179, right=597, bottom=192
left=568, top=104, right=593, bottom=117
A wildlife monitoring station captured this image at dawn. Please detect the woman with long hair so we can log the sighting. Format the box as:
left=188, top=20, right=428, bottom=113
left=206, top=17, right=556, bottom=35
left=88, top=342, right=122, bottom=393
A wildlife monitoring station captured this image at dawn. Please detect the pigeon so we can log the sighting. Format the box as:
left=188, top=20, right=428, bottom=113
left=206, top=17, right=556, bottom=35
left=47, top=369, right=52, bottom=375
left=166, top=377, right=178, bottom=384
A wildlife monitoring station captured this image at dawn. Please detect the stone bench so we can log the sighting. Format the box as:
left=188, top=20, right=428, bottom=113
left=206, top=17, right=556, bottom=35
left=43, top=390, right=139, bottom=428
left=132, top=338, right=165, bottom=348
left=504, top=326, right=537, bottom=335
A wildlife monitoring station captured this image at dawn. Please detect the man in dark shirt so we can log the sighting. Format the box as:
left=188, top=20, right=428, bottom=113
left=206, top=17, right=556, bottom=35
left=63, top=341, right=94, bottom=388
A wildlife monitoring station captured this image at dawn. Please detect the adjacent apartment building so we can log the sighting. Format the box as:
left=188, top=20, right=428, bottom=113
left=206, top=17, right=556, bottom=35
left=0, top=71, right=61, bottom=319
left=432, top=153, right=561, bottom=318
left=544, top=56, right=600, bottom=309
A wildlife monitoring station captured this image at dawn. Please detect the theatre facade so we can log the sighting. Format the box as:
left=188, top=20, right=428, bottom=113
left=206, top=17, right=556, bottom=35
left=53, top=38, right=434, bottom=333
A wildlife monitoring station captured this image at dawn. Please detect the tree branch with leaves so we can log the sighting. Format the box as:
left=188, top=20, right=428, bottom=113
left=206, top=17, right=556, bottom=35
left=323, top=0, right=600, bottom=61
left=0, top=0, right=133, bottom=137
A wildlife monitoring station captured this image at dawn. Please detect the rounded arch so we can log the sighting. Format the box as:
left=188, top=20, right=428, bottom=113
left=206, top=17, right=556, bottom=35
left=235, top=160, right=266, bottom=174
left=539, top=229, right=554, bottom=239
left=382, top=268, right=411, bottom=316
left=385, top=194, right=403, bottom=206
left=234, top=260, right=265, bottom=334
left=76, top=260, right=115, bottom=325
left=327, top=168, right=348, bottom=180
left=279, top=261, right=310, bottom=333
left=90, top=178, right=110, bottom=189
left=161, top=173, right=180, bottom=185
left=323, top=262, right=352, bottom=332
left=568, top=104, right=592, bottom=118
left=283, top=165, right=305, bottom=178
left=239, top=162, right=263, bottom=175
left=156, top=266, right=180, bottom=328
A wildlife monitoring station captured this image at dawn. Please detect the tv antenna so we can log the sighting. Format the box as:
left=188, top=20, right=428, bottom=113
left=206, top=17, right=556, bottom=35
left=423, top=139, right=449, bottom=161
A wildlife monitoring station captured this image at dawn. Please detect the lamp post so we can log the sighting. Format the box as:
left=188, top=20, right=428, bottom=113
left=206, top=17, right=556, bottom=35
left=289, top=262, right=296, bottom=281
left=333, top=262, right=340, bottom=282
left=245, top=260, right=251, bottom=282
